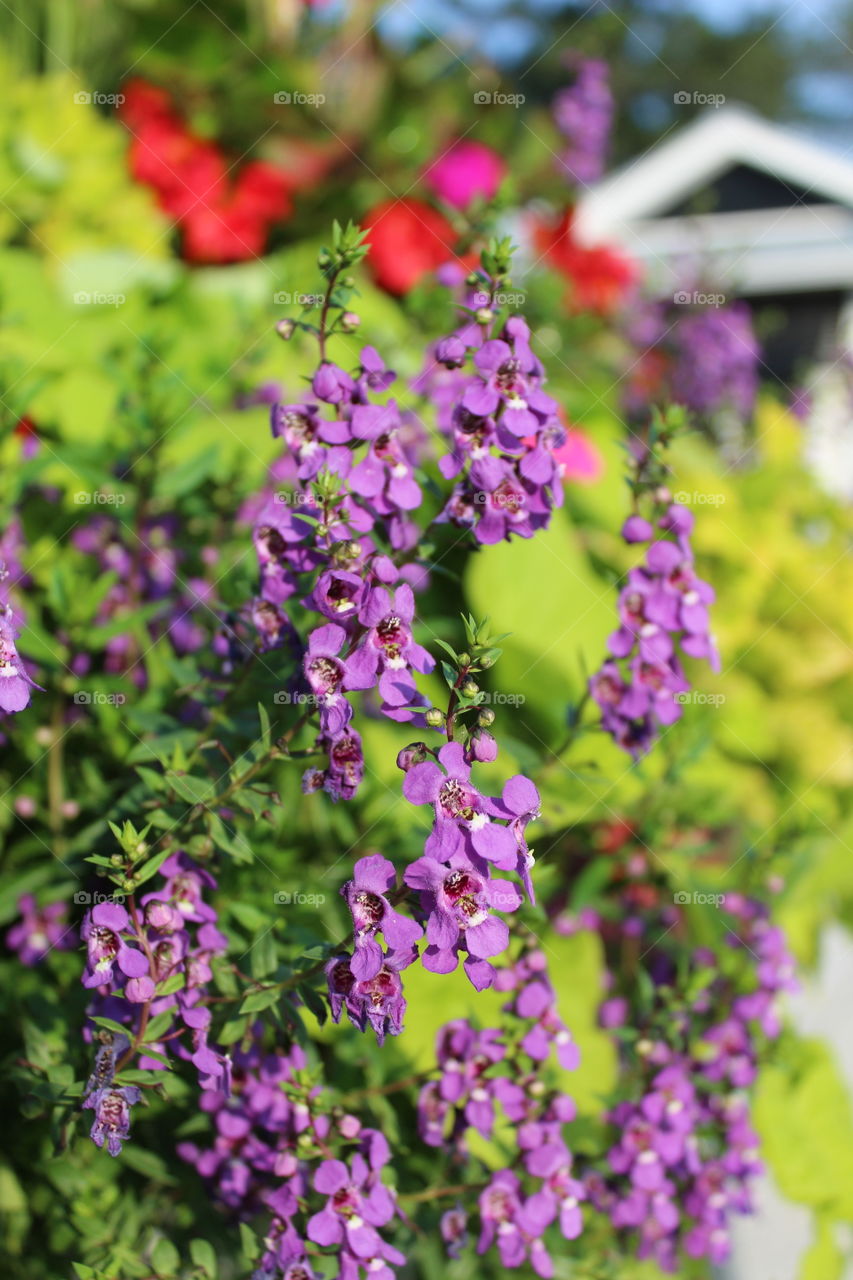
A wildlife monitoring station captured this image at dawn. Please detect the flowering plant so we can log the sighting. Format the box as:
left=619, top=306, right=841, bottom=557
left=0, top=214, right=837, bottom=1280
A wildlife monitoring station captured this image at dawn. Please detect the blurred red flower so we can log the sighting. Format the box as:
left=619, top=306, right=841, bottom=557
left=118, top=80, right=296, bottom=265
left=533, top=209, right=637, bottom=315
left=362, top=199, right=459, bottom=296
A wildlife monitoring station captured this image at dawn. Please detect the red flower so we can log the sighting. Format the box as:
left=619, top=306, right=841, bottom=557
left=181, top=199, right=268, bottom=265
left=233, top=161, right=294, bottom=222
left=118, top=79, right=294, bottom=264
left=362, top=199, right=458, bottom=296
left=533, top=208, right=637, bottom=315
left=118, top=78, right=175, bottom=131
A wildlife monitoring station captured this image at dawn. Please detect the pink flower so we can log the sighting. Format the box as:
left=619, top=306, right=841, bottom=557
left=423, top=141, right=506, bottom=211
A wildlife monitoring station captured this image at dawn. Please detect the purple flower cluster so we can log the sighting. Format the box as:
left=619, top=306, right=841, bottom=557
left=426, top=307, right=568, bottom=545
left=589, top=503, right=719, bottom=755
left=80, top=852, right=230, bottom=1154
left=0, top=533, right=39, bottom=715
left=552, top=57, right=613, bottom=186
left=71, top=515, right=219, bottom=683
left=178, top=1031, right=403, bottom=1280
left=401, top=742, right=539, bottom=989
left=419, top=947, right=583, bottom=1276
left=252, top=345, right=440, bottom=800
left=624, top=297, right=759, bottom=427
left=583, top=893, right=796, bottom=1272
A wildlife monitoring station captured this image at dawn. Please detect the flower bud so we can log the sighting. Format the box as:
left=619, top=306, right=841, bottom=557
left=338, top=1113, right=361, bottom=1139
left=341, top=311, right=360, bottom=332
left=475, top=307, right=494, bottom=325
left=466, top=728, right=497, bottom=762
left=425, top=708, right=445, bottom=728
left=275, top=318, right=295, bottom=341
left=456, top=652, right=471, bottom=667
left=621, top=515, right=653, bottom=544
left=396, top=742, right=429, bottom=772
left=435, top=335, right=466, bottom=369
left=461, top=679, right=479, bottom=698
left=477, top=708, right=495, bottom=727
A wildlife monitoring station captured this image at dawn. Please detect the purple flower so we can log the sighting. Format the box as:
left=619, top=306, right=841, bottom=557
left=342, top=854, right=423, bottom=980
left=326, top=953, right=410, bottom=1044
left=344, top=584, right=433, bottom=711
left=81, top=901, right=150, bottom=990
left=84, top=1084, right=141, bottom=1156
left=6, top=894, right=72, bottom=965
left=404, top=851, right=520, bottom=986
left=303, top=623, right=354, bottom=736
left=307, top=1155, right=395, bottom=1257
left=0, top=613, right=39, bottom=713
left=553, top=57, right=612, bottom=186
left=402, top=741, right=518, bottom=868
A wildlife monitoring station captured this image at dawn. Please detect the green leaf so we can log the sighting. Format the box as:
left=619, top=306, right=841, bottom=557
left=88, top=1016, right=129, bottom=1037
left=239, top=987, right=280, bottom=1015
left=190, top=1239, right=218, bottom=1278
left=151, top=1236, right=181, bottom=1274
left=250, top=930, right=278, bottom=981
left=239, top=1222, right=260, bottom=1261
left=166, top=772, right=215, bottom=805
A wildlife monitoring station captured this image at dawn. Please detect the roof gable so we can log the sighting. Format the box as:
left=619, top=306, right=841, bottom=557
left=576, top=107, right=853, bottom=241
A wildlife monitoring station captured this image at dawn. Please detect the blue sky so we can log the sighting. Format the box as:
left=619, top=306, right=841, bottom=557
left=377, top=0, right=849, bottom=72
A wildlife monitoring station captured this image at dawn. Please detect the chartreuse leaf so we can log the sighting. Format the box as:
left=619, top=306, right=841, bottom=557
left=754, top=1036, right=853, bottom=1219
left=799, top=1218, right=843, bottom=1280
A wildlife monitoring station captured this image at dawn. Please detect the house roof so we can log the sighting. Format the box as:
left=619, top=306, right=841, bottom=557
left=574, top=107, right=853, bottom=295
